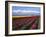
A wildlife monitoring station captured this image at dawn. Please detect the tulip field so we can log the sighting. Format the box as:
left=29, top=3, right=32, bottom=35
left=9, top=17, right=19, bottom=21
left=12, top=16, right=40, bottom=30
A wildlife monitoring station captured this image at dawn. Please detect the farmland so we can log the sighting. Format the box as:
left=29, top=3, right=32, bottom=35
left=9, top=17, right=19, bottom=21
left=12, top=16, right=40, bottom=30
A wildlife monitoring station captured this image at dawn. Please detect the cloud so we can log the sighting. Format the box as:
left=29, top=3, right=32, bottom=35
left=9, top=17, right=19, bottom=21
left=13, top=10, right=40, bottom=14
